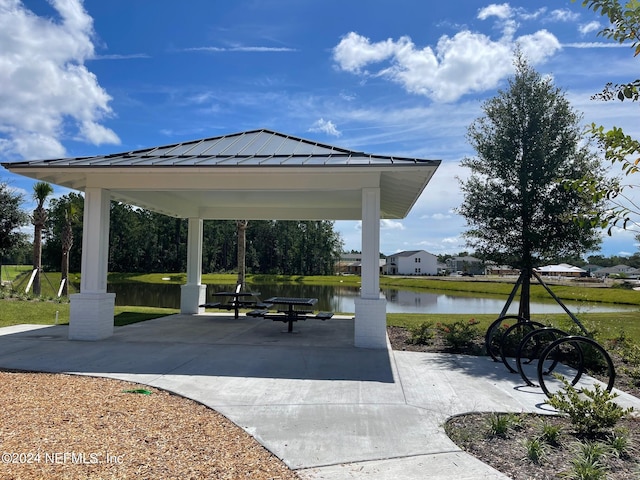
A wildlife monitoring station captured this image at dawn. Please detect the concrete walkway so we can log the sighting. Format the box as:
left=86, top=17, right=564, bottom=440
left=1, top=314, right=639, bottom=479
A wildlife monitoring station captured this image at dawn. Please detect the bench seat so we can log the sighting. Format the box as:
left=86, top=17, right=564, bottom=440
left=199, top=302, right=221, bottom=308
left=315, top=312, right=334, bottom=320
left=246, top=309, right=269, bottom=317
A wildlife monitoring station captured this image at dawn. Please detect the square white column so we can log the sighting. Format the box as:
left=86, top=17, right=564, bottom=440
left=355, top=187, right=387, bottom=349
left=69, top=188, right=115, bottom=340
left=181, top=218, right=206, bottom=314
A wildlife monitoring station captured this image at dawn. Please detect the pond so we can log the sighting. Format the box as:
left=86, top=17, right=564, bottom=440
left=107, top=282, right=638, bottom=315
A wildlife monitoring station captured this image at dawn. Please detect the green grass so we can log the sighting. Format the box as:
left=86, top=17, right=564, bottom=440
left=0, top=301, right=178, bottom=328
left=0, top=264, right=32, bottom=283
left=3, top=271, right=640, bottom=345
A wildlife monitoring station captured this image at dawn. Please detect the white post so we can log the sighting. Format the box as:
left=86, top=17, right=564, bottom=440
left=69, top=188, right=115, bottom=340
left=354, top=187, right=387, bottom=348
left=180, top=218, right=206, bottom=314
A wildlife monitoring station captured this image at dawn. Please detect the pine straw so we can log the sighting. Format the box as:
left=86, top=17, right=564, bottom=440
left=0, top=371, right=300, bottom=480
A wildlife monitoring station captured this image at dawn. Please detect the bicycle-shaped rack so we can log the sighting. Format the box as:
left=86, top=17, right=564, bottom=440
left=485, top=269, right=615, bottom=398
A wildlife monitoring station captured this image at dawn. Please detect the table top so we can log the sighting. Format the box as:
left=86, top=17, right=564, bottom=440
left=213, top=291, right=259, bottom=297
left=265, top=297, right=318, bottom=306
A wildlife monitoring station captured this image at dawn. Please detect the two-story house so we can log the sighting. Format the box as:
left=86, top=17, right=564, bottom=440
left=385, top=250, right=437, bottom=275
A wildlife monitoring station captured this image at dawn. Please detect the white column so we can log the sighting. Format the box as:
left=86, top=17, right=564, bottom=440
left=354, top=187, right=387, bottom=349
left=180, top=218, right=206, bottom=314
left=69, top=188, right=115, bottom=340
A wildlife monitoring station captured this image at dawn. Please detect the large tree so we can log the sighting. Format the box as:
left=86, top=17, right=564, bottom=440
left=457, top=55, right=607, bottom=317
left=0, top=182, right=29, bottom=283
left=31, top=181, right=53, bottom=295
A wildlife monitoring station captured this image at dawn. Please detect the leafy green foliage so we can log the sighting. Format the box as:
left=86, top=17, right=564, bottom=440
left=436, top=318, right=481, bottom=352
left=565, top=441, right=609, bottom=480
left=458, top=54, right=606, bottom=270
left=547, top=376, right=633, bottom=436
left=571, top=0, right=640, bottom=234
left=485, top=413, right=521, bottom=437
left=407, top=321, right=434, bottom=345
left=539, top=421, right=562, bottom=446
left=522, top=436, right=547, bottom=464
left=0, top=182, right=29, bottom=266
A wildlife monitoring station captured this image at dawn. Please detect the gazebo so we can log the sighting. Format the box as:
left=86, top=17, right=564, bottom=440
left=3, top=129, right=440, bottom=348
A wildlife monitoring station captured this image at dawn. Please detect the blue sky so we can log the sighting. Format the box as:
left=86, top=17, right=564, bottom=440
left=1, top=0, right=638, bottom=258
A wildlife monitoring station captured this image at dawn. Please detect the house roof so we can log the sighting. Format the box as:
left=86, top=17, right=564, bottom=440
left=535, top=264, right=586, bottom=274
left=2, top=129, right=441, bottom=221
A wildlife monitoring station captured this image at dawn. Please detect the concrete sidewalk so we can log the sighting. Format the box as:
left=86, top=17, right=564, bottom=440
left=1, top=315, right=639, bottom=479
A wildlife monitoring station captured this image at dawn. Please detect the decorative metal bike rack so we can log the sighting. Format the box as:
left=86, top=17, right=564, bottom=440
left=484, top=269, right=616, bottom=398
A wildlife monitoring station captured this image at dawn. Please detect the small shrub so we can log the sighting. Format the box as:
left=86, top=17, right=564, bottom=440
left=408, top=321, right=434, bottom=345
left=539, top=420, right=562, bottom=446
left=522, top=436, right=546, bottom=464
left=486, top=413, right=518, bottom=437
left=607, top=427, right=634, bottom=459
left=547, top=376, right=634, bottom=436
left=436, top=318, right=481, bottom=352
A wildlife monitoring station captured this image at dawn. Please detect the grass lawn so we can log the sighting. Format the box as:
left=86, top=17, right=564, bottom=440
left=2, top=271, right=640, bottom=345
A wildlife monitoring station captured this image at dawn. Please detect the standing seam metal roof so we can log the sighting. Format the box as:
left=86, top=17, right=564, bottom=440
left=4, top=129, right=439, bottom=168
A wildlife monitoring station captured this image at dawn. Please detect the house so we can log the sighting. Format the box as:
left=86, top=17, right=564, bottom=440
left=446, top=256, right=484, bottom=275
left=385, top=250, right=438, bottom=276
left=535, top=263, right=587, bottom=277
left=594, top=264, right=638, bottom=278
left=337, top=253, right=385, bottom=275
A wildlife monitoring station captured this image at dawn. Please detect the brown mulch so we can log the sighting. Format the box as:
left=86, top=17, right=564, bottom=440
left=0, top=370, right=299, bottom=480
left=388, top=325, right=640, bottom=480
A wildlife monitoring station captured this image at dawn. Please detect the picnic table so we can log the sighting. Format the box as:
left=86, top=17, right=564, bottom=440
left=264, top=296, right=318, bottom=333
left=200, top=285, right=268, bottom=319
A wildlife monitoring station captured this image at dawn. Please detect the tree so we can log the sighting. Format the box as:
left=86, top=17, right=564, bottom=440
left=572, top=0, right=640, bottom=233
left=457, top=55, right=607, bottom=318
left=0, top=182, right=29, bottom=283
left=31, top=181, right=53, bottom=295
left=60, top=196, right=82, bottom=295
left=236, top=220, right=248, bottom=288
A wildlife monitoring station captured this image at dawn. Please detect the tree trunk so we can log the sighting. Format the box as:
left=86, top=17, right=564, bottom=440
left=32, top=221, right=43, bottom=296
left=518, top=267, right=531, bottom=320
left=60, top=217, right=73, bottom=297
left=236, top=220, right=248, bottom=289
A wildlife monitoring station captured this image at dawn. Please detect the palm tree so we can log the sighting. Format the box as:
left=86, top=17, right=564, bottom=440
left=236, top=220, right=248, bottom=289
left=60, top=200, right=80, bottom=296
left=31, top=182, right=53, bottom=295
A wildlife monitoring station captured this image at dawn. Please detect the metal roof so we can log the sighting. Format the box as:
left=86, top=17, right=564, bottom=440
left=2, top=129, right=441, bottom=220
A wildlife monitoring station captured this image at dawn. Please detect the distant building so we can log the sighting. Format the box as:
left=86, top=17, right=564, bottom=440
left=337, top=253, right=385, bottom=275
left=446, top=256, right=484, bottom=275
left=593, top=264, right=639, bottom=278
left=385, top=250, right=438, bottom=276
left=535, top=263, right=587, bottom=277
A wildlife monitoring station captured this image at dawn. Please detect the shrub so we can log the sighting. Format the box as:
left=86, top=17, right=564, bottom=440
left=547, top=376, right=633, bottom=436
left=485, top=413, right=519, bottom=437
left=436, top=318, right=481, bottom=352
left=538, top=420, right=562, bottom=446
left=522, top=436, right=546, bottom=464
left=408, top=321, right=434, bottom=345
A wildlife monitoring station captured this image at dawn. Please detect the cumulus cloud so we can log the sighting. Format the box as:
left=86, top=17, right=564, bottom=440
left=381, top=219, right=405, bottom=230
left=548, top=8, right=580, bottom=22
left=308, top=118, right=341, bottom=137
left=332, top=4, right=561, bottom=103
left=579, top=21, right=601, bottom=36
left=0, top=0, right=119, bottom=160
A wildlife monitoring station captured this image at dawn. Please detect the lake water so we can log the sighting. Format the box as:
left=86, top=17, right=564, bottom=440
left=107, top=282, right=638, bottom=314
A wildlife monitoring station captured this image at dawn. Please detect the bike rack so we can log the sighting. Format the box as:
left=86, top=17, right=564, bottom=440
left=484, top=269, right=616, bottom=397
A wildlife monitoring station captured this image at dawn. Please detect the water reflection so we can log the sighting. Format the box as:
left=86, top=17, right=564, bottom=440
left=107, top=282, right=636, bottom=314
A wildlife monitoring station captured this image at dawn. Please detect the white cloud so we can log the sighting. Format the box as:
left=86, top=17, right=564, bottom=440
left=308, top=118, right=341, bottom=137
left=381, top=219, right=405, bottom=230
left=579, top=21, right=602, bottom=36
left=477, top=3, right=512, bottom=20
left=548, top=8, right=580, bottom=22
left=332, top=20, right=561, bottom=103
left=0, top=0, right=119, bottom=160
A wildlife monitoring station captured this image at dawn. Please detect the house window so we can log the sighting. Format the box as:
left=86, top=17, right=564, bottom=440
left=415, top=257, right=421, bottom=263
left=415, top=268, right=421, bottom=274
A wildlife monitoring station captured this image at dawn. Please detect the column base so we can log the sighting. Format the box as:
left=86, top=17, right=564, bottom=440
left=354, top=297, right=388, bottom=349
left=180, top=284, right=207, bottom=314
left=69, top=293, right=115, bottom=340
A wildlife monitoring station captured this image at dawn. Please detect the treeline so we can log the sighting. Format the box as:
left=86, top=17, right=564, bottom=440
left=39, top=193, right=342, bottom=275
